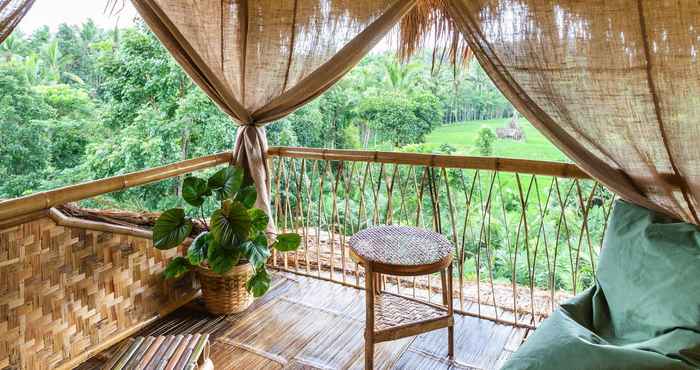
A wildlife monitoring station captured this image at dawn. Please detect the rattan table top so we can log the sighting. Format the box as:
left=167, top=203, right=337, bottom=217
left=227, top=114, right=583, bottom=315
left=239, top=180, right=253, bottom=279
left=348, top=226, right=453, bottom=270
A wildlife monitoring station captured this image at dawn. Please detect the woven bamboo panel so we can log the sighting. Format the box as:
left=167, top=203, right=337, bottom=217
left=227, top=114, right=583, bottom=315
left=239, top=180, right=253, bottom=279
left=374, top=294, right=446, bottom=331
left=0, top=215, right=196, bottom=370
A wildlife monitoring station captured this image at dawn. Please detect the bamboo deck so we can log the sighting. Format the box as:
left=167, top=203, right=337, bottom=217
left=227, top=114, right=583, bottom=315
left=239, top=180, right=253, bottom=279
left=78, top=272, right=529, bottom=370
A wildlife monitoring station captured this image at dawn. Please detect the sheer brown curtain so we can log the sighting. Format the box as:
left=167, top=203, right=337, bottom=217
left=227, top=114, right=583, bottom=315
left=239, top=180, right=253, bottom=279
left=447, top=0, right=700, bottom=224
left=133, top=0, right=416, bottom=228
left=0, top=0, right=35, bottom=44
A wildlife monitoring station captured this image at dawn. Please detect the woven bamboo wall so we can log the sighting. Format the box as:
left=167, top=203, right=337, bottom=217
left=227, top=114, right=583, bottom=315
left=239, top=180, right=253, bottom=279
left=0, top=212, right=197, bottom=369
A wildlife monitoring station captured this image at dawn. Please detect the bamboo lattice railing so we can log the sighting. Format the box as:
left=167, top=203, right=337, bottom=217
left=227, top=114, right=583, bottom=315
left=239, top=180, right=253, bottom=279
left=267, top=146, right=615, bottom=329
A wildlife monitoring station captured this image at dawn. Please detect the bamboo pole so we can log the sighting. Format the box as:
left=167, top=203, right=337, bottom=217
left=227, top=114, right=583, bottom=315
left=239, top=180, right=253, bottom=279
left=48, top=208, right=151, bottom=238
left=267, top=146, right=591, bottom=179
left=0, top=152, right=232, bottom=222
left=272, top=156, right=284, bottom=267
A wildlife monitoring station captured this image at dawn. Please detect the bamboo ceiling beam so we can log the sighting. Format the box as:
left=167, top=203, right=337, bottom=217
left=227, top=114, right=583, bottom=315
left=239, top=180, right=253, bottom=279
left=267, top=146, right=591, bottom=179
left=0, top=152, right=232, bottom=223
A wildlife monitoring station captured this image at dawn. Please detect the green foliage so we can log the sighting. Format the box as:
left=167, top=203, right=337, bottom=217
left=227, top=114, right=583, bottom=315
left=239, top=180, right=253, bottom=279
left=475, top=125, right=496, bottom=156
left=182, top=176, right=210, bottom=207
left=207, top=238, right=241, bottom=274
left=187, top=232, right=211, bottom=265
left=154, top=165, right=301, bottom=298
left=273, top=233, right=303, bottom=252
left=208, top=167, right=244, bottom=200
left=439, top=143, right=457, bottom=155
left=235, top=186, right=258, bottom=209
left=211, top=199, right=252, bottom=245
left=163, top=256, right=193, bottom=279
left=153, top=208, right=193, bottom=249
left=249, top=208, right=270, bottom=234
left=358, top=90, right=442, bottom=147
left=243, top=235, right=271, bottom=269
left=246, top=267, right=271, bottom=298
left=35, top=84, right=94, bottom=118
left=0, top=63, right=54, bottom=197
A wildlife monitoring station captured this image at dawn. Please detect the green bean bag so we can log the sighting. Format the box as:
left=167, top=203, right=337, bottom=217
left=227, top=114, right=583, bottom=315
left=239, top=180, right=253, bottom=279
left=502, top=200, right=700, bottom=370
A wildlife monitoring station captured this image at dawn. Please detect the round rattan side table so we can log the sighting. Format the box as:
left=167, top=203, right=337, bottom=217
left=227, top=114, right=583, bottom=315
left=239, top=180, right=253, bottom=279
left=348, top=225, right=454, bottom=369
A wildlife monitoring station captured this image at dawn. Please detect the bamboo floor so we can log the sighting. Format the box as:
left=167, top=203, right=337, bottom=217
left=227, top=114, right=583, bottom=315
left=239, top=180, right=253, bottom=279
left=77, top=272, right=529, bottom=370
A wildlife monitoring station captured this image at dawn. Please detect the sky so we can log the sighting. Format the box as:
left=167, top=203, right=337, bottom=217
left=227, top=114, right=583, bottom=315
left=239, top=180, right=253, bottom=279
left=16, top=0, right=395, bottom=52
left=18, top=0, right=138, bottom=33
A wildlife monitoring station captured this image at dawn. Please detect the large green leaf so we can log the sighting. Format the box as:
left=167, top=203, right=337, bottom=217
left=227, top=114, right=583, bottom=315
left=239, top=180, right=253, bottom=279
left=235, top=185, right=257, bottom=208
left=242, top=236, right=270, bottom=269
left=246, top=266, right=271, bottom=297
left=249, top=208, right=269, bottom=234
left=208, top=166, right=244, bottom=200
left=207, top=239, right=241, bottom=274
left=182, top=176, right=210, bottom=207
left=272, top=233, right=301, bottom=252
left=187, top=232, right=210, bottom=265
left=163, top=256, right=193, bottom=279
left=153, top=208, right=193, bottom=250
left=210, top=199, right=252, bottom=245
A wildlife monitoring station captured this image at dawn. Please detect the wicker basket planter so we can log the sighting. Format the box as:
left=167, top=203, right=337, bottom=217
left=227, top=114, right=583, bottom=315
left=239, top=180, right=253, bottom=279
left=197, top=263, right=254, bottom=315
left=153, top=166, right=300, bottom=315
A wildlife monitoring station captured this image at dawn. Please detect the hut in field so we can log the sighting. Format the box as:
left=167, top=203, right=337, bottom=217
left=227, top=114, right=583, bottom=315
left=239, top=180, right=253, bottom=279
left=496, top=117, right=525, bottom=141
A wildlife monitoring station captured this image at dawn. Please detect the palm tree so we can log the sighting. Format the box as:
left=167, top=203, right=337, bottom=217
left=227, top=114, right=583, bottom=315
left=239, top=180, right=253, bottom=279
left=383, top=59, right=421, bottom=90
left=40, top=40, right=81, bottom=84
left=80, top=20, right=99, bottom=46
left=0, top=34, right=23, bottom=62
left=78, top=20, right=101, bottom=85
left=21, top=54, right=43, bottom=85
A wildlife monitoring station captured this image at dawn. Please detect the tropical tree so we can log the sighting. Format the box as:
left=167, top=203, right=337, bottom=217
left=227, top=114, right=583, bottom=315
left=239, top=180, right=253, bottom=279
left=383, top=58, right=421, bottom=90
left=0, top=64, right=55, bottom=197
left=0, top=33, right=27, bottom=62
left=40, top=40, right=72, bottom=83
left=36, top=84, right=97, bottom=170
left=28, top=26, right=50, bottom=51
left=358, top=90, right=442, bottom=147
left=475, top=125, right=496, bottom=156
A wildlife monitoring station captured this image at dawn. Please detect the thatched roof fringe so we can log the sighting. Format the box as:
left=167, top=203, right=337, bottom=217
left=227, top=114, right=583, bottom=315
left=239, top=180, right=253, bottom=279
left=105, top=0, right=471, bottom=68
left=396, top=0, right=471, bottom=69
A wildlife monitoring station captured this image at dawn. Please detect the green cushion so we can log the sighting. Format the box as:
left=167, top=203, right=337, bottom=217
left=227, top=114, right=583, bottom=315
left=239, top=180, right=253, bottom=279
left=502, top=200, right=700, bottom=370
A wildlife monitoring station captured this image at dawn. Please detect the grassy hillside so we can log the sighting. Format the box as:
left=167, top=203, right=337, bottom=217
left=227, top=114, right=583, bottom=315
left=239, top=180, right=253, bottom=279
left=419, top=118, right=570, bottom=162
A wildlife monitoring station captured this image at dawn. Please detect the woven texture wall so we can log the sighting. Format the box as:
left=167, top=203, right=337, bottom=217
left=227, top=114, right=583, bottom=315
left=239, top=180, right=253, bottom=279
left=0, top=215, right=196, bottom=369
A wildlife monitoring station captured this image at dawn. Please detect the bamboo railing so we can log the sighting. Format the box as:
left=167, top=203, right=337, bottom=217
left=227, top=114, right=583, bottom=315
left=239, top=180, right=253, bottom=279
left=0, top=151, right=232, bottom=222
left=267, top=146, right=615, bottom=329
left=0, top=147, right=613, bottom=336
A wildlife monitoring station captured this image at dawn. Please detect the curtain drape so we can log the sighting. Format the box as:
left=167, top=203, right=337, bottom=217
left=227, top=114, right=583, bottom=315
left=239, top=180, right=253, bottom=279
left=0, top=0, right=35, bottom=44
left=446, top=0, right=700, bottom=224
left=133, top=0, right=416, bottom=229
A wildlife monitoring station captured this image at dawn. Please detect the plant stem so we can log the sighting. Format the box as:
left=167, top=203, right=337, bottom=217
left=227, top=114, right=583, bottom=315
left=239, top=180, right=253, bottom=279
left=200, top=207, right=209, bottom=230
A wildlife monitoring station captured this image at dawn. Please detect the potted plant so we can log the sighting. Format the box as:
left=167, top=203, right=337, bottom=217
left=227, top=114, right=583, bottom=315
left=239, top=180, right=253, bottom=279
left=152, top=165, right=300, bottom=314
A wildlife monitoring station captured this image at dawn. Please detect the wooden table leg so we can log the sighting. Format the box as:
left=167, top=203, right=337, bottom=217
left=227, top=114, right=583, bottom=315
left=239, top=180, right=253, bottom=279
left=440, top=270, right=448, bottom=303
left=365, top=265, right=375, bottom=369
left=374, top=273, right=382, bottom=296
left=447, top=264, right=454, bottom=358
